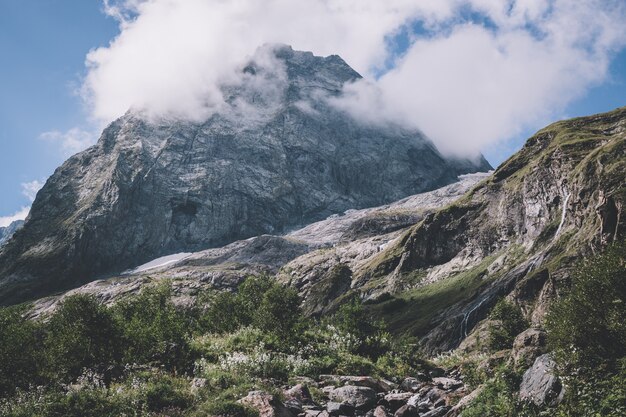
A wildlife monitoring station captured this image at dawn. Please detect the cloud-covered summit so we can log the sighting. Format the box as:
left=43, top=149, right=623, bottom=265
left=83, top=0, right=626, bottom=155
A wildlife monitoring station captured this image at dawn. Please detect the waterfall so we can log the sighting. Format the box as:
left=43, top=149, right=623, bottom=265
left=554, top=192, right=571, bottom=239
left=460, top=294, right=491, bottom=340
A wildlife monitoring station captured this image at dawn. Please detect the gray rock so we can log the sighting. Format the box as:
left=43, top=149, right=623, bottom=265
left=372, top=406, right=391, bottom=417
left=329, top=386, right=377, bottom=411
left=519, top=354, right=563, bottom=406
left=431, top=377, right=463, bottom=391
left=239, top=391, right=294, bottom=417
left=393, top=404, right=418, bottom=417
left=512, top=328, right=547, bottom=369
left=383, top=392, right=413, bottom=411
left=421, top=406, right=450, bottom=417
left=399, top=377, right=423, bottom=393
left=340, top=376, right=392, bottom=392
left=327, top=401, right=355, bottom=416
left=284, top=383, right=313, bottom=404
left=0, top=220, right=23, bottom=247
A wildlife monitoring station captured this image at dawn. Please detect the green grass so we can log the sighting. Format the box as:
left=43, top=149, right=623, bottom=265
left=367, top=253, right=503, bottom=336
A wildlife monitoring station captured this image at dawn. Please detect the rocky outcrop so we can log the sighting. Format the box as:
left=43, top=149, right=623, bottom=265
left=519, top=354, right=564, bottom=406
left=0, top=220, right=23, bottom=247
left=328, top=386, right=377, bottom=410
left=0, top=45, right=490, bottom=306
left=26, top=173, right=489, bottom=318
left=511, top=328, right=547, bottom=369
left=344, top=106, right=626, bottom=354
left=239, top=391, right=294, bottom=417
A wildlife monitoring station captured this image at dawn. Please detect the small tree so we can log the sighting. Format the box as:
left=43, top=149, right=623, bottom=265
left=45, top=295, right=123, bottom=382
left=112, top=283, right=192, bottom=372
left=330, top=297, right=388, bottom=359
left=253, top=283, right=303, bottom=338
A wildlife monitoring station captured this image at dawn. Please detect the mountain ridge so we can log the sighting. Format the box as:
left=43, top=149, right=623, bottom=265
left=0, top=45, right=490, bottom=305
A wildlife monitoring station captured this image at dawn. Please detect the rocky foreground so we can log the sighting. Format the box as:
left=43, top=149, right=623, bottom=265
left=228, top=347, right=559, bottom=417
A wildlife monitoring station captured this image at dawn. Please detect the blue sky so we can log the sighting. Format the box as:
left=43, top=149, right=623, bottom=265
left=1, top=0, right=625, bottom=224
left=0, top=1, right=118, bottom=219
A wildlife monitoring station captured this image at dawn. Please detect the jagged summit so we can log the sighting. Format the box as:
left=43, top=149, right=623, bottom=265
left=0, top=46, right=491, bottom=305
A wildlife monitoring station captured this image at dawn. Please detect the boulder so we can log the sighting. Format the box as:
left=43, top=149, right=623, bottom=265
left=394, top=404, right=418, bottom=417
left=512, top=328, right=547, bottom=369
left=519, top=354, right=563, bottom=406
left=284, top=384, right=313, bottom=404
left=326, top=401, right=355, bottom=416
left=372, top=406, right=391, bottom=417
left=443, top=386, right=483, bottom=417
left=340, top=376, right=391, bottom=392
left=421, top=406, right=450, bottom=417
left=383, top=392, right=413, bottom=411
left=239, top=391, right=294, bottom=417
left=431, top=377, right=463, bottom=391
left=284, top=399, right=303, bottom=415
left=399, top=377, right=423, bottom=393
left=329, top=386, right=377, bottom=410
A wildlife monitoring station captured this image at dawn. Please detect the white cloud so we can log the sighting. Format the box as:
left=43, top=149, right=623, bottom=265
left=82, top=0, right=626, bottom=156
left=0, top=207, right=29, bottom=228
left=40, top=128, right=97, bottom=156
left=21, top=180, right=44, bottom=202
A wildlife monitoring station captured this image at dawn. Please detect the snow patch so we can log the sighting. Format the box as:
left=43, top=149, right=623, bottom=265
left=125, top=252, right=192, bottom=274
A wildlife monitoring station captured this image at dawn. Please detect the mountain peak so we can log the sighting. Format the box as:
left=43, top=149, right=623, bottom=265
left=0, top=47, right=490, bottom=305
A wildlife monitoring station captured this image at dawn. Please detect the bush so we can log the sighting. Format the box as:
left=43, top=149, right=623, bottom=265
left=144, top=374, right=193, bottom=413
left=112, top=284, right=193, bottom=372
left=44, top=388, right=136, bottom=417
left=0, top=387, right=136, bottom=417
left=0, top=305, right=43, bottom=397
left=553, top=360, right=626, bottom=417
left=196, top=400, right=259, bottom=417
left=461, top=365, right=537, bottom=417
left=328, top=298, right=389, bottom=359
left=487, top=299, right=528, bottom=351
left=199, top=291, right=242, bottom=333
left=546, top=242, right=626, bottom=368
left=253, top=284, right=303, bottom=340
left=199, top=276, right=305, bottom=344
left=45, top=295, right=123, bottom=382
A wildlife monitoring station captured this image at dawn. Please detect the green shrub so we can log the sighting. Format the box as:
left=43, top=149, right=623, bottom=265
left=199, top=276, right=306, bottom=346
left=0, top=305, right=43, bottom=397
left=546, top=242, right=626, bottom=368
left=44, top=388, right=136, bottom=417
left=112, top=284, right=193, bottom=372
left=328, top=298, right=389, bottom=359
left=144, top=375, right=193, bottom=413
left=196, top=400, right=259, bottom=417
left=253, top=284, right=303, bottom=341
left=45, top=295, right=123, bottom=382
left=0, top=387, right=137, bottom=417
left=487, top=299, right=528, bottom=351
left=461, top=365, right=535, bottom=417
left=553, top=360, right=626, bottom=417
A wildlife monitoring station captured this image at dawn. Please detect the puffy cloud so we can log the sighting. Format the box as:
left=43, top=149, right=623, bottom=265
left=40, top=128, right=97, bottom=156
left=0, top=207, right=29, bottom=228
left=21, top=180, right=44, bottom=202
left=82, top=0, right=626, bottom=155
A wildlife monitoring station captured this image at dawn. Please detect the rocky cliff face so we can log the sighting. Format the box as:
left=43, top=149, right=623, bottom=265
left=0, top=45, right=490, bottom=305
left=0, top=220, right=23, bottom=247
left=355, top=106, right=626, bottom=353
left=23, top=107, right=625, bottom=358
